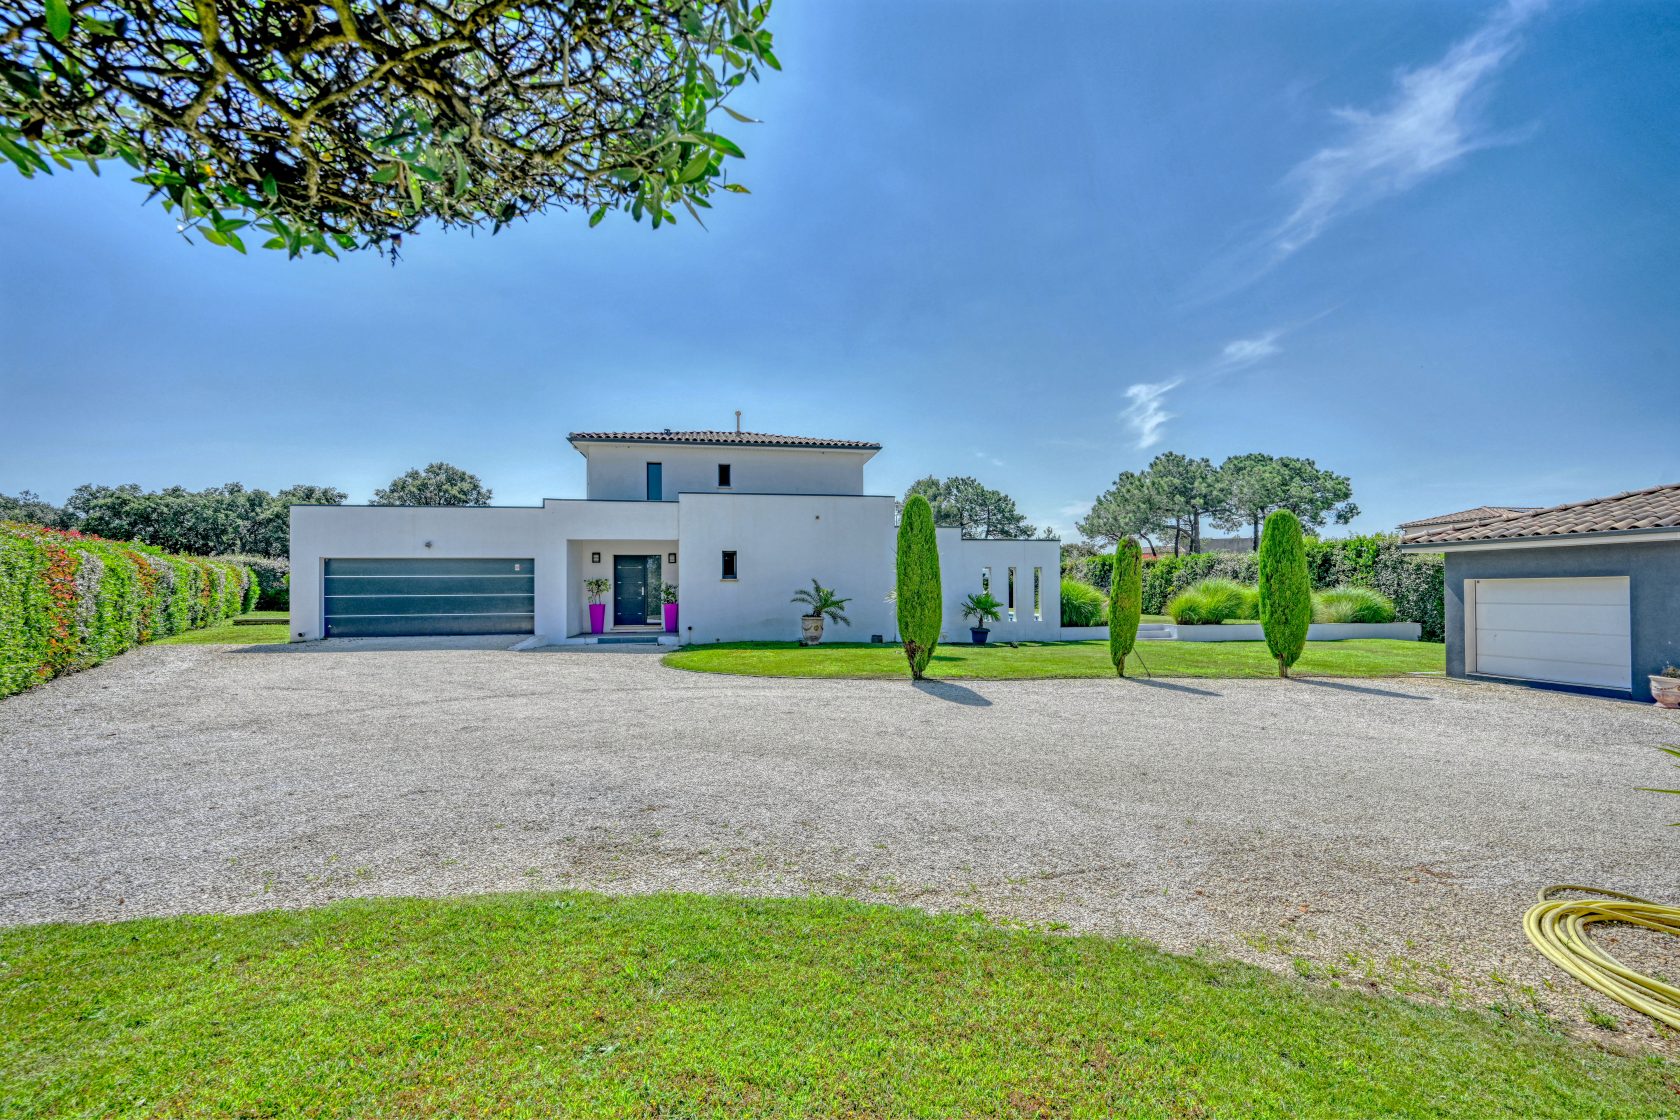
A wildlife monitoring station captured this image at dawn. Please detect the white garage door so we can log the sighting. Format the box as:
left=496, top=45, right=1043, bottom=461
left=1470, top=577, right=1630, bottom=690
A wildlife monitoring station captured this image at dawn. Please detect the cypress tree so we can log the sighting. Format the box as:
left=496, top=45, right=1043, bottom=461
left=1109, top=538, right=1142, bottom=677
left=896, top=494, right=943, bottom=680
left=1258, top=509, right=1311, bottom=678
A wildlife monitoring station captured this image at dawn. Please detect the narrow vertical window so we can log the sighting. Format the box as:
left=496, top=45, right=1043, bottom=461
left=981, top=566, right=991, bottom=594
left=721, top=551, right=738, bottom=580
left=718, top=463, right=732, bottom=488
left=1033, top=567, right=1043, bottom=621
left=1008, top=566, right=1017, bottom=622
left=646, top=462, right=663, bottom=501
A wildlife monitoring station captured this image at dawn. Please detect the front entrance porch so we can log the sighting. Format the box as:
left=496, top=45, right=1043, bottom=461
left=567, top=538, right=679, bottom=639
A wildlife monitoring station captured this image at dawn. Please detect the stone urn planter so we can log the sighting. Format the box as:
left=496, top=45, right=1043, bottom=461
left=1651, top=672, right=1680, bottom=709
left=800, top=615, right=824, bottom=646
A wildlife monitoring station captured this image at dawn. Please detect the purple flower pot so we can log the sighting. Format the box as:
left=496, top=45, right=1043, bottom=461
left=663, top=602, right=679, bottom=633
left=589, top=603, right=605, bottom=634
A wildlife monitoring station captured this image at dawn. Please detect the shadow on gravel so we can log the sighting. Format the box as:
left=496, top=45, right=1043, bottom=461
left=1125, top=678, right=1222, bottom=697
left=912, top=680, right=992, bottom=707
left=1295, top=678, right=1432, bottom=701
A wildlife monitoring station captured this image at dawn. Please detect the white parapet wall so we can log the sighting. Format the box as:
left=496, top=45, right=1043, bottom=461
left=1171, top=621, right=1423, bottom=642
left=934, top=529, right=1063, bottom=643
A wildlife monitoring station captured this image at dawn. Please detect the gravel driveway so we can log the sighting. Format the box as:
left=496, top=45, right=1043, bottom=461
left=3, top=639, right=1676, bottom=1048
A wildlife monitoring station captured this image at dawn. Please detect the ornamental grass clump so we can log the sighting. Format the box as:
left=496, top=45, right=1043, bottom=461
left=895, top=495, right=942, bottom=680
left=1108, top=539, right=1142, bottom=677
left=0, top=522, right=252, bottom=698
left=1258, top=510, right=1312, bottom=678
left=1312, top=585, right=1397, bottom=624
left=1059, top=579, right=1107, bottom=627
left=1165, top=578, right=1255, bottom=625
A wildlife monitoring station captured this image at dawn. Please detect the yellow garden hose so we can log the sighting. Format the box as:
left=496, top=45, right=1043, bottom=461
left=1523, top=885, right=1680, bottom=1029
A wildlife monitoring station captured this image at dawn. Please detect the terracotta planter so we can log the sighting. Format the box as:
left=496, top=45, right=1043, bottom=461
left=800, top=615, right=824, bottom=646
left=1651, top=675, right=1680, bottom=708
left=663, top=602, right=679, bottom=633
left=589, top=603, right=605, bottom=634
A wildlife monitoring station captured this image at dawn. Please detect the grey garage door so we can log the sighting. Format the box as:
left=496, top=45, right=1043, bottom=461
left=324, top=558, right=534, bottom=637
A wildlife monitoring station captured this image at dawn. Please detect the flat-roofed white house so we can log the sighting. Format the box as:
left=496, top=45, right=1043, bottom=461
left=289, top=429, right=1063, bottom=646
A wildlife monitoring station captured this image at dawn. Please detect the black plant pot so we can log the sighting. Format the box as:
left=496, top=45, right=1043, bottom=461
left=970, top=627, right=990, bottom=645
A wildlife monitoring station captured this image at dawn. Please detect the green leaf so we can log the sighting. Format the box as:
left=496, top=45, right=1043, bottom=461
left=45, top=0, right=71, bottom=42
left=409, top=165, right=443, bottom=183
left=369, top=165, right=400, bottom=184
left=407, top=175, right=422, bottom=209
left=260, top=174, right=277, bottom=200
left=678, top=150, right=711, bottom=183
left=719, top=105, right=761, bottom=124
left=588, top=206, right=607, bottom=228
left=700, top=132, right=745, bottom=159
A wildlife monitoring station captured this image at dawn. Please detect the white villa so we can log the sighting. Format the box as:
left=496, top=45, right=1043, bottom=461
left=289, top=429, right=1063, bottom=646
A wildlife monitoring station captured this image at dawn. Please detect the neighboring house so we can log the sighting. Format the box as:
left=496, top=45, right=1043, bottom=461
left=289, top=429, right=1062, bottom=646
left=1400, top=484, right=1680, bottom=701
left=1398, top=505, right=1537, bottom=541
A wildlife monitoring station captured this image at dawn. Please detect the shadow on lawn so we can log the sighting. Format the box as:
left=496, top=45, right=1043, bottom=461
left=912, top=680, right=992, bottom=707
left=1295, top=678, right=1432, bottom=701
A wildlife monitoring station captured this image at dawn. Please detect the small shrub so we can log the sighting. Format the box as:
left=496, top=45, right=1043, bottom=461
left=1312, top=585, right=1397, bottom=624
left=896, top=495, right=942, bottom=680
left=1258, top=510, right=1312, bottom=677
left=1166, top=578, right=1255, bottom=625
left=1060, top=579, right=1107, bottom=627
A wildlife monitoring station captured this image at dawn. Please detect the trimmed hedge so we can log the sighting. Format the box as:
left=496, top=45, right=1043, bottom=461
left=1, top=522, right=252, bottom=698
left=1135, top=535, right=1443, bottom=641
left=213, top=554, right=289, bottom=609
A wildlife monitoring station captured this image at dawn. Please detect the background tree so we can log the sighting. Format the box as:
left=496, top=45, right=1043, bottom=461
left=1077, top=470, right=1166, bottom=555
left=1214, top=453, right=1358, bottom=547
left=372, top=463, right=492, bottom=507
left=903, top=476, right=1037, bottom=539
left=1108, top=538, right=1142, bottom=677
left=0, top=490, right=66, bottom=527
left=60, top=481, right=344, bottom=556
left=1257, top=509, right=1311, bottom=678
left=1, top=1, right=779, bottom=257
left=895, top=494, right=942, bottom=681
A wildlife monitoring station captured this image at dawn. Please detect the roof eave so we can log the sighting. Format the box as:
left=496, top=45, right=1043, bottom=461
left=567, top=435, right=881, bottom=453
left=1401, top=526, right=1680, bottom=552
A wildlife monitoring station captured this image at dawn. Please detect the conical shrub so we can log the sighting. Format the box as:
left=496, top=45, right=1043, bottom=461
left=896, top=495, right=942, bottom=680
left=1258, top=509, right=1312, bottom=677
left=1109, top=538, right=1142, bottom=677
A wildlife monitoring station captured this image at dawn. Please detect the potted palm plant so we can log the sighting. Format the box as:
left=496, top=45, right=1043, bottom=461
left=1651, top=665, right=1680, bottom=709
left=791, top=579, right=851, bottom=645
left=962, top=591, right=1003, bottom=644
left=656, top=581, right=679, bottom=633
left=584, top=577, right=609, bottom=634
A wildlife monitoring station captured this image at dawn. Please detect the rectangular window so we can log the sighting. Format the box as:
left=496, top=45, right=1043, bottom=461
left=718, top=463, right=732, bottom=488
left=1008, top=566, right=1017, bottom=622
left=980, top=566, right=991, bottom=594
left=721, top=550, right=738, bottom=580
left=1033, top=567, right=1043, bottom=621
left=645, top=462, right=663, bottom=501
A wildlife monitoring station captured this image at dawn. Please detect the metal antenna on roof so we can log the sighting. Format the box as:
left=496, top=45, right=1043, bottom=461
left=735, top=409, right=742, bottom=433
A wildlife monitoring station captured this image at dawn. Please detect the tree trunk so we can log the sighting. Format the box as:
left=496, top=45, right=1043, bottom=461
left=1190, top=512, right=1201, bottom=554
left=1278, top=657, right=1289, bottom=679
left=1251, top=515, right=1260, bottom=551
left=1116, top=654, right=1125, bottom=678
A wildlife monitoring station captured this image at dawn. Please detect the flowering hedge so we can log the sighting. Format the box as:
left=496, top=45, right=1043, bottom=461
left=0, top=522, right=253, bottom=698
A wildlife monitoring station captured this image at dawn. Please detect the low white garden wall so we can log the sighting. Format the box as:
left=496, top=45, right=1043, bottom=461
left=1172, top=622, right=1421, bottom=642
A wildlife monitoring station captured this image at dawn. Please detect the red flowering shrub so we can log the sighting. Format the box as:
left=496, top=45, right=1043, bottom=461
left=0, top=522, right=252, bottom=697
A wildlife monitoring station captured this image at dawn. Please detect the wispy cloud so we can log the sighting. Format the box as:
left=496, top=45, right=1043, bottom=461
left=1269, top=0, right=1543, bottom=261
left=1217, top=330, right=1283, bottom=371
left=1122, top=380, right=1180, bottom=449
left=974, top=451, right=1005, bottom=468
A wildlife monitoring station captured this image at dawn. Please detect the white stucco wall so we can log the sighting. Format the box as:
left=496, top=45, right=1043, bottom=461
left=934, top=528, right=1062, bottom=643
left=288, top=505, right=546, bottom=640
left=577, top=443, right=873, bottom=501
left=676, top=493, right=897, bottom=644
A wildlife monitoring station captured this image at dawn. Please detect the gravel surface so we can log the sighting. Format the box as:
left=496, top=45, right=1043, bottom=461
left=3, top=639, right=1677, bottom=1049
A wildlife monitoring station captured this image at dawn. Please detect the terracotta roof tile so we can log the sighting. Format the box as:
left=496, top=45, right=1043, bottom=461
left=1405, top=483, right=1680, bottom=545
left=1398, top=505, right=1536, bottom=529
left=567, top=430, right=881, bottom=451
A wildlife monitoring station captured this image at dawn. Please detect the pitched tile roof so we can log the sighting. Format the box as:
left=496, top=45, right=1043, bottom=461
left=1398, top=505, right=1537, bottom=530
left=567, top=430, right=881, bottom=451
left=1404, top=483, right=1680, bottom=545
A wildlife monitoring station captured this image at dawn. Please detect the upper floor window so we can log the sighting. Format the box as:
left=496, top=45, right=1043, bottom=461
left=646, top=462, right=662, bottom=501
left=718, top=463, right=732, bottom=488
left=721, top=550, right=738, bottom=580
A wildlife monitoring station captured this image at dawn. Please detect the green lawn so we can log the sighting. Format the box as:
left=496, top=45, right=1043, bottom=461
left=0, top=894, right=1664, bottom=1118
left=154, top=610, right=290, bottom=646
left=665, top=639, right=1445, bottom=680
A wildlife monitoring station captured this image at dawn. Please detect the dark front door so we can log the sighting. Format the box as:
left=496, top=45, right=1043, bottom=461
left=614, top=555, right=649, bottom=625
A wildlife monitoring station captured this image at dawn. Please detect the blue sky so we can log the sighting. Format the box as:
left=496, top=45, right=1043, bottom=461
left=2, top=0, right=1677, bottom=538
